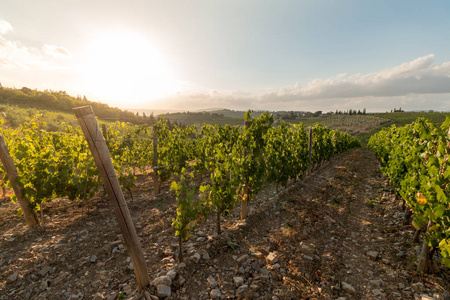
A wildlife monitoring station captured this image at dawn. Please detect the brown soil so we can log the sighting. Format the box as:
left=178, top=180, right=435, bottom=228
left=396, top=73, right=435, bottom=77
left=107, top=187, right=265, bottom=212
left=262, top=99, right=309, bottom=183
left=0, top=148, right=449, bottom=299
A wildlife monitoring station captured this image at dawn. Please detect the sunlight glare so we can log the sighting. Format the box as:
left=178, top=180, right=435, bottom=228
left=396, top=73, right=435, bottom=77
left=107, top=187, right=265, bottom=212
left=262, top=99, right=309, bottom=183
left=81, top=31, right=178, bottom=107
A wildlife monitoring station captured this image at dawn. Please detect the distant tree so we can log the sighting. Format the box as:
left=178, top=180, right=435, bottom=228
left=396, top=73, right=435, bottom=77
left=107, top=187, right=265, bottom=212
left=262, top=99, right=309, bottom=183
left=363, top=108, right=366, bottom=115
left=21, top=87, right=33, bottom=95
left=313, top=110, right=322, bottom=117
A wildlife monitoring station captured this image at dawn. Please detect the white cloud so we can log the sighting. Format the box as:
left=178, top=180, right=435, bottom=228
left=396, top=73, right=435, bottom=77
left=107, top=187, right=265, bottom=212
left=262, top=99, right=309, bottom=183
left=0, top=20, right=71, bottom=71
left=0, top=20, right=13, bottom=35
left=157, top=54, right=450, bottom=112
left=43, top=44, right=72, bottom=58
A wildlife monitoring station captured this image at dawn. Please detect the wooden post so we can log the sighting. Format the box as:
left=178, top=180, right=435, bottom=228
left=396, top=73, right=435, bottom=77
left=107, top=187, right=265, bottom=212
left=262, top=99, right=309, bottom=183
left=308, top=128, right=313, bottom=158
left=307, top=128, right=313, bottom=175
left=152, top=126, right=160, bottom=195
left=0, top=134, right=40, bottom=228
left=417, top=219, right=433, bottom=273
left=240, top=120, right=252, bottom=220
left=73, top=106, right=150, bottom=290
left=101, top=124, right=108, bottom=141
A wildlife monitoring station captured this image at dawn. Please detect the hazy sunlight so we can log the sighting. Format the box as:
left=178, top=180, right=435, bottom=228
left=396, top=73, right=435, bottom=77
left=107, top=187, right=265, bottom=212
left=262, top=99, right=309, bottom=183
left=80, top=31, right=177, bottom=107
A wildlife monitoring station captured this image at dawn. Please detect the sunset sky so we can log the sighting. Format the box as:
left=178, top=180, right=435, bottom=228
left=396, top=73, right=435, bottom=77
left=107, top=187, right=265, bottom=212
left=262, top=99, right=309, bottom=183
left=1, top=0, right=450, bottom=112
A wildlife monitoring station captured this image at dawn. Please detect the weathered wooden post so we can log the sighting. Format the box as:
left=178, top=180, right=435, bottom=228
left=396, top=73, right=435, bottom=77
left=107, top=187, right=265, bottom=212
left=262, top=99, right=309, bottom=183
left=240, top=120, right=252, bottom=220
left=308, top=128, right=312, bottom=158
left=0, top=134, right=40, bottom=228
left=73, top=106, right=150, bottom=290
left=152, top=126, right=160, bottom=195
left=101, top=124, right=108, bottom=141
left=417, top=219, right=433, bottom=273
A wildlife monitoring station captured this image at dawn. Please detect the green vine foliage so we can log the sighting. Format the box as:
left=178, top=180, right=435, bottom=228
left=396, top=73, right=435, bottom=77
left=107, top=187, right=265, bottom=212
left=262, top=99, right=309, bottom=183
left=369, top=116, right=450, bottom=268
left=171, top=171, right=203, bottom=241
left=0, top=115, right=101, bottom=213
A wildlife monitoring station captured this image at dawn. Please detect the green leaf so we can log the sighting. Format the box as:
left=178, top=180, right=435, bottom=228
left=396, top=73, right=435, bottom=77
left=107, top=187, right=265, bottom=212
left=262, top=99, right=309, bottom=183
left=434, top=205, right=445, bottom=218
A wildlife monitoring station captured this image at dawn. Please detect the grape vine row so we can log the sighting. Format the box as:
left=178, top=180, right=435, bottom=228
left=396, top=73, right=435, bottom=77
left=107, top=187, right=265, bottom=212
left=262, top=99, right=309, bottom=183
left=368, top=116, right=450, bottom=270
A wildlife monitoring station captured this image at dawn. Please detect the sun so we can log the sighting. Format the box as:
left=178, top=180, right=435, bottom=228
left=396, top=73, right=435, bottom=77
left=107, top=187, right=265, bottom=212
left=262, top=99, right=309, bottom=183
left=80, top=31, right=178, bottom=107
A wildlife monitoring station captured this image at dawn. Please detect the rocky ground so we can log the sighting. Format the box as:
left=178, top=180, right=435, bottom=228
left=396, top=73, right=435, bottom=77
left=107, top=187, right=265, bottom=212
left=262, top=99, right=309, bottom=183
left=0, top=148, right=449, bottom=300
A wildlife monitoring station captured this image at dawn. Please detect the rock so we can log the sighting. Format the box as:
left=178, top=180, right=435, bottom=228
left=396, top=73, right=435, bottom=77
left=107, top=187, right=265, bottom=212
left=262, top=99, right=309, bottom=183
left=178, top=275, right=186, bottom=286
left=398, top=283, right=405, bottom=289
left=124, top=284, right=132, bottom=295
left=7, top=270, right=19, bottom=283
left=236, top=254, right=249, bottom=264
left=236, top=284, right=249, bottom=296
left=251, top=260, right=262, bottom=272
left=38, top=265, right=52, bottom=277
left=105, top=293, right=117, bottom=300
left=167, top=269, right=177, bottom=280
left=207, top=275, right=218, bottom=288
left=191, top=253, right=201, bottom=263
left=342, top=282, right=356, bottom=294
left=250, top=284, right=260, bottom=291
left=266, top=252, right=279, bottom=264
left=411, top=282, right=424, bottom=293
left=238, top=266, right=245, bottom=274
left=251, top=250, right=264, bottom=258
left=144, top=291, right=152, bottom=300
left=366, top=251, right=379, bottom=260
left=178, top=262, right=186, bottom=269
left=156, top=284, right=171, bottom=298
left=369, top=279, right=384, bottom=288
left=151, top=276, right=172, bottom=287
left=419, top=295, right=434, bottom=300
left=92, top=293, right=105, bottom=300
left=40, top=280, right=49, bottom=290
left=210, top=288, right=222, bottom=299
left=202, top=251, right=211, bottom=260
left=396, top=251, right=405, bottom=257
left=90, top=255, right=98, bottom=263
left=372, top=289, right=382, bottom=297
left=233, top=276, right=244, bottom=287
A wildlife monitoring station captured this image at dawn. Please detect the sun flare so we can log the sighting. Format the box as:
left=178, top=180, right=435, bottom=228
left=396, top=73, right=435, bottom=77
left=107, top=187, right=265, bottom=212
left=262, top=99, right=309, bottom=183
left=80, top=31, right=178, bottom=107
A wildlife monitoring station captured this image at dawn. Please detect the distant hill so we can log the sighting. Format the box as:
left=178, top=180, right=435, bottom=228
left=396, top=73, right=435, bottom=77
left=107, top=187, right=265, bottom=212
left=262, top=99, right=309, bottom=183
left=0, top=85, right=153, bottom=125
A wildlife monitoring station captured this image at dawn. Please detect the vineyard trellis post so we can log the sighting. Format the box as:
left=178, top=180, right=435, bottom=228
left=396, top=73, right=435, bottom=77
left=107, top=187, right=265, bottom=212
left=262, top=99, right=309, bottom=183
left=417, top=219, right=433, bottom=273
left=101, top=124, right=108, bottom=141
left=73, top=106, right=150, bottom=290
left=240, top=120, right=252, bottom=220
left=0, top=134, right=40, bottom=228
left=152, top=126, right=160, bottom=194
left=307, top=128, right=313, bottom=175
left=308, top=128, right=312, bottom=158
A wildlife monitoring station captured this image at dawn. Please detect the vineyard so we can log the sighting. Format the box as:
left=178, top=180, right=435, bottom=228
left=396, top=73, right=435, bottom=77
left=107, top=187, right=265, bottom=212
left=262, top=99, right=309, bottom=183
left=368, top=117, right=450, bottom=273
left=0, top=108, right=449, bottom=299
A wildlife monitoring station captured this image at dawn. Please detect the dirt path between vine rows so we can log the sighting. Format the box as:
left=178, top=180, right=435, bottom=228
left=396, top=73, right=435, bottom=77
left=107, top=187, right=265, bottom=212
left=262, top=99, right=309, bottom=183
left=0, top=148, right=449, bottom=299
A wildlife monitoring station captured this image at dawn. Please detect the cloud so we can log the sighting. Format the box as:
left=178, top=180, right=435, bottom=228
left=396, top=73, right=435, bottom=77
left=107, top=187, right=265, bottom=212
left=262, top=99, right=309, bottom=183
left=0, top=20, right=71, bottom=70
left=158, top=54, right=450, bottom=111
left=264, top=54, right=450, bottom=101
left=43, top=44, right=72, bottom=58
left=0, top=20, right=13, bottom=35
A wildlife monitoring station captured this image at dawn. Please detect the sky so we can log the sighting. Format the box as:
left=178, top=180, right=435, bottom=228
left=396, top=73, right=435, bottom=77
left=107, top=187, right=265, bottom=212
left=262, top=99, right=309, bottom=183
left=1, top=0, right=450, bottom=112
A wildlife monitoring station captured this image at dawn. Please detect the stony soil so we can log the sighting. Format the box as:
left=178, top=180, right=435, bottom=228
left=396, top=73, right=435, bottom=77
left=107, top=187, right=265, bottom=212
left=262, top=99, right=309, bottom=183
left=1, top=148, right=449, bottom=300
